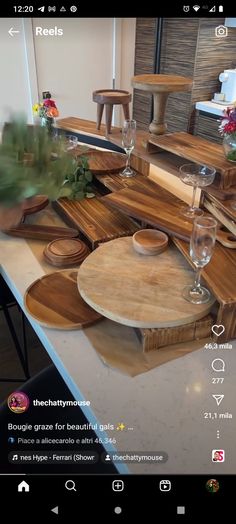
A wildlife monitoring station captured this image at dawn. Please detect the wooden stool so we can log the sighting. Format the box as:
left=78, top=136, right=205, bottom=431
left=93, top=89, right=132, bottom=135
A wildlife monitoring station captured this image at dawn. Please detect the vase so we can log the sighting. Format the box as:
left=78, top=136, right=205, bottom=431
left=41, top=116, right=54, bottom=136
left=223, top=134, right=236, bottom=162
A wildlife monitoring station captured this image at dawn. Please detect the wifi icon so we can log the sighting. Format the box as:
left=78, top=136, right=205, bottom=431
left=193, top=4, right=200, bottom=10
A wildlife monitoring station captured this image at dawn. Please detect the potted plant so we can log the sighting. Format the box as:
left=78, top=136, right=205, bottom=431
left=219, top=105, right=236, bottom=162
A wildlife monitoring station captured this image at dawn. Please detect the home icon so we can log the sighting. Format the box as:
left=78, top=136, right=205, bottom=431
left=18, top=480, right=30, bottom=492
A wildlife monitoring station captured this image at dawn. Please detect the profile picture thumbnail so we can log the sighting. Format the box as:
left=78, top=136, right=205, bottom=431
left=8, top=392, right=30, bottom=414
left=206, top=479, right=220, bottom=493
left=212, top=449, right=225, bottom=463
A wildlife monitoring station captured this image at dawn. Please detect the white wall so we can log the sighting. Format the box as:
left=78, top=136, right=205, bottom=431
left=0, top=18, right=136, bottom=128
left=0, top=19, right=37, bottom=127
left=33, top=18, right=114, bottom=121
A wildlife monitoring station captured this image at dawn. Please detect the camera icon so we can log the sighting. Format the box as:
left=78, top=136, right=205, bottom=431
left=215, top=25, right=228, bottom=38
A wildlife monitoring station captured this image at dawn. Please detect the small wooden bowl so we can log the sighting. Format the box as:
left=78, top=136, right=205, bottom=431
left=132, top=229, right=168, bottom=255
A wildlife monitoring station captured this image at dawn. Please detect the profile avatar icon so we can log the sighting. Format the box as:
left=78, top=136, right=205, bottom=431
left=206, top=479, right=220, bottom=493
left=8, top=392, right=30, bottom=414
left=212, top=449, right=225, bottom=462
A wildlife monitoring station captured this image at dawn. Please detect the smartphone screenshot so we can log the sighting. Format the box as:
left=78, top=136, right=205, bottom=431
left=0, top=2, right=235, bottom=520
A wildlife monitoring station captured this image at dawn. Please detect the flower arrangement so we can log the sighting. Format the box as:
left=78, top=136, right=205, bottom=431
left=33, top=97, right=59, bottom=120
left=219, top=105, right=236, bottom=162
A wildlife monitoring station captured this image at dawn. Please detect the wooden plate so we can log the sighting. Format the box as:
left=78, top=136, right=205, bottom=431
left=132, top=229, right=168, bottom=255
left=76, top=150, right=126, bottom=174
left=22, top=195, right=49, bottom=216
left=78, top=237, right=215, bottom=328
left=24, top=270, right=102, bottom=329
left=44, top=239, right=90, bottom=267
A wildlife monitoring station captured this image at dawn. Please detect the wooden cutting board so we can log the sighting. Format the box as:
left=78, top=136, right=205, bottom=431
left=24, top=269, right=102, bottom=329
left=78, top=237, right=214, bottom=328
left=4, top=224, right=79, bottom=241
left=76, top=150, right=126, bottom=174
left=103, top=188, right=193, bottom=241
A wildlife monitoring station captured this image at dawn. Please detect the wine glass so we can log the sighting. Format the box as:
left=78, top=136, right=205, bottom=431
left=120, top=119, right=136, bottom=178
left=179, top=163, right=216, bottom=219
left=182, top=216, right=218, bottom=304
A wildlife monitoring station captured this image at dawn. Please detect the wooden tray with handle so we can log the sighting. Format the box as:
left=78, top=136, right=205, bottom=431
left=4, top=224, right=79, bottom=241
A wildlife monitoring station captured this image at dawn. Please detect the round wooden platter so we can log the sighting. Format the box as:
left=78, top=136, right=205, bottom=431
left=24, top=270, right=102, bottom=330
left=75, top=150, right=126, bottom=174
left=22, top=195, right=49, bottom=216
left=77, top=237, right=215, bottom=329
left=43, top=238, right=90, bottom=267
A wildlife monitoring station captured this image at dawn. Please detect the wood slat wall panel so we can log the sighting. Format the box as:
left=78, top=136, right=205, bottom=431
left=194, top=113, right=223, bottom=144
left=133, top=17, right=236, bottom=140
left=133, top=18, right=157, bottom=128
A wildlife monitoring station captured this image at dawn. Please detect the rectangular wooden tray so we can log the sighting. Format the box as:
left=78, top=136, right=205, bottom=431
left=52, top=197, right=139, bottom=250
left=136, top=315, right=213, bottom=352
left=147, top=132, right=236, bottom=189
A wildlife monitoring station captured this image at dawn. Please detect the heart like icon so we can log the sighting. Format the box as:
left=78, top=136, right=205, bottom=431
left=212, top=324, right=225, bottom=337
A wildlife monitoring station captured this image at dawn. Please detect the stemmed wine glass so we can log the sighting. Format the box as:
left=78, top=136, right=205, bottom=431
left=179, top=163, right=216, bottom=219
left=120, top=119, right=136, bottom=178
left=182, top=216, right=218, bottom=304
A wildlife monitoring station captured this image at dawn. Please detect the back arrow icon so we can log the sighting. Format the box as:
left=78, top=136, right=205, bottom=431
left=8, top=27, right=20, bottom=37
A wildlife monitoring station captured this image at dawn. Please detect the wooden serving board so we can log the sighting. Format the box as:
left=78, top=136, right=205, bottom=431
left=103, top=188, right=193, bottom=241
left=78, top=237, right=214, bottom=328
left=4, top=224, right=79, bottom=241
left=52, top=197, right=139, bottom=250
left=76, top=150, right=126, bottom=174
left=146, top=132, right=236, bottom=189
left=24, top=270, right=102, bottom=329
left=22, top=195, right=49, bottom=216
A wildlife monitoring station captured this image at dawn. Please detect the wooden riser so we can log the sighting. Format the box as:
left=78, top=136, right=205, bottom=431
left=136, top=315, right=213, bottom=352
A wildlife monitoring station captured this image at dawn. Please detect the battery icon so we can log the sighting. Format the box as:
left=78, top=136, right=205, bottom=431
left=219, top=5, right=223, bottom=11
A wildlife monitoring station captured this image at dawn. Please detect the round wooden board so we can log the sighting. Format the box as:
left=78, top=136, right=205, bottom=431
left=78, top=237, right=215, bottom=328
left=76, top=150, right=126, bottom=174
left=24, top=270, right=102, bottom=329
left=22, top=195, right=49, bottom=216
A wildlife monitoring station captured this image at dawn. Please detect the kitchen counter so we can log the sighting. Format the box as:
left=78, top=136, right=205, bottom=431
left=196, top=100, right=233, bottom=117
left=0, top=230, right=236, bottom=475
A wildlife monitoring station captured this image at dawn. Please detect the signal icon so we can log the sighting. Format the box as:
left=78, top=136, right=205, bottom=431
left=193, top=5, right=200, bottom=11
left=38, top=6, right=45, bottom=12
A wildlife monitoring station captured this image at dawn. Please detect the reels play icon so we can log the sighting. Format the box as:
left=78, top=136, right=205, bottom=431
left=159, top=480, right=171, bottom=491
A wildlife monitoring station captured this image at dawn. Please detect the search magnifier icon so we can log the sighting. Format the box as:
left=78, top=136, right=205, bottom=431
left=65, top=480, right=76, bottom=491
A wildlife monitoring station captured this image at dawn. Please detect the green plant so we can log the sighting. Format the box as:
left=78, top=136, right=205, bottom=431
left=60, top=151, right=95, bottom=200
left=0, top=116, right=94, bottom=205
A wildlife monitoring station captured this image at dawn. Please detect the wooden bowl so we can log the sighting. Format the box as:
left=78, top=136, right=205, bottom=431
left=132, top=229, right=168, bottom=255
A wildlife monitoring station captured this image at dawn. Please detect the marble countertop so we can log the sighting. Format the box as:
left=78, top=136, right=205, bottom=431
left=195, top=100, right=233, bottom=117
left=0, top=231, right=235, bottom=475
